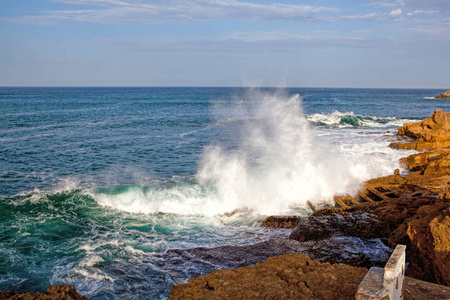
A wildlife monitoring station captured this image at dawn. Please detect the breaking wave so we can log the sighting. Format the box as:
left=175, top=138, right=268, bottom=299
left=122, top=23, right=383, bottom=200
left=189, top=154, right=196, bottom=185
left=307, top=110, right=413, bottom=128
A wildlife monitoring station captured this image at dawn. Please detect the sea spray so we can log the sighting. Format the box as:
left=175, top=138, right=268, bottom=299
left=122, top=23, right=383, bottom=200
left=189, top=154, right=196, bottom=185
left=92, top=89, right=408, bottom=216
left=196, top=89, right=362, bottom=215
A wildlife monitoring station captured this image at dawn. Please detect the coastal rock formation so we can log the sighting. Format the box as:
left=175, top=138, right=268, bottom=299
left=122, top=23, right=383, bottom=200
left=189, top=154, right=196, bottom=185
left=282, top=182, right=450, bottom=286
left=0, top=285, right=88, bottom=300
left=168, top=253, right=450, bottom=300
left=435, top=90, right=450, bottom=99
left=389, top=109, right=450, bottom=150
left=162, top=236, right=390, bottom=283
left=168, top=253, right=368, bottom=300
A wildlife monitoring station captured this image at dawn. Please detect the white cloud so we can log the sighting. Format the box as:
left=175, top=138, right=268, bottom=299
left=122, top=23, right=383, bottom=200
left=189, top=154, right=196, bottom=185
left=389, top=9, right=402, bottom=16
left=10, top=0, right=341, bottom=24
left=373, top=0, right=449, bottom=13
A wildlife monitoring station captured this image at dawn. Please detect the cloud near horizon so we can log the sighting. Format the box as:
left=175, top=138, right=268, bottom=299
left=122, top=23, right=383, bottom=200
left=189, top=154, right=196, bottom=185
left=0, top=0, right=449, bottom=88
left=6, top=0, right=440, bottom=25
left=10, top=0, right=341, bottom=24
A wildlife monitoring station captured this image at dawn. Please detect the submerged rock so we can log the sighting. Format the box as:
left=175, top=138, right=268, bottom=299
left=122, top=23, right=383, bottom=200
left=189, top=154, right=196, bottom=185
left=435, top=90, right=450, bottom=99
left=168, top=253, right=368, bottom=300
left=0, top=285, right=88, bottom=300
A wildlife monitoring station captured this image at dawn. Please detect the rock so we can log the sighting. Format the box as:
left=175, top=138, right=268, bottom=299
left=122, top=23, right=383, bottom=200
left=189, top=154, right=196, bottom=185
left=365, top=174, right=407, bottom=186
left=289, top=210, right=390, bottom=242
left=403, top=276, right=450, bottom=300
left=162, top=236, right=391, bottom=283
left=406, top=206, right=450, bottom=286
left=168, top=253, right=368, bottom=300
left=261, top=216, right=301, bottom=228
left=435, top=90, right=450, bottom=99
left=0, top=285, right=88, bottom=300
left=286, top=183, right=450, bottom=286
left=389, top=110, right=450, bottom=150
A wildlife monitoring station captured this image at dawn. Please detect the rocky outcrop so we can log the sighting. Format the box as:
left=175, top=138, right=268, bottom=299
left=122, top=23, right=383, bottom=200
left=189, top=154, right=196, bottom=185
left=435, top=90, right=450, bottom=99
left=168, top=253, right=368, bottom=300
left=168, top=253, right=450, bottom=300
left=389, top=110, right=450, bottom=150
left=284, top=183, right=450, bottom=286
left=0, top=285, right=88, bottom=300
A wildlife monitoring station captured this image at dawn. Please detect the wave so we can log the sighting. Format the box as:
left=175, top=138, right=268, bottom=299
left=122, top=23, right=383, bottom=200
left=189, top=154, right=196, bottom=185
left=307, top=110, right=413, bottom=128
left=82, top=90, right=409, bottom=216
left=5, top=90, right=409, bottom=217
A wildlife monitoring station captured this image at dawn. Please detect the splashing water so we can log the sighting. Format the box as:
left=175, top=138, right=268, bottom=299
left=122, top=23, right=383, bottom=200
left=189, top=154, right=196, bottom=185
left=196, top=90, right=363, bottom=215
left=91, top=89, right=408, bottom=216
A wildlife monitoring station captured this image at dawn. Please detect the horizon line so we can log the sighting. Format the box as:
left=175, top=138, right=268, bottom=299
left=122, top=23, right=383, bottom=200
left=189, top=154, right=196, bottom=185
left=0, top=85, right=447, bottom=90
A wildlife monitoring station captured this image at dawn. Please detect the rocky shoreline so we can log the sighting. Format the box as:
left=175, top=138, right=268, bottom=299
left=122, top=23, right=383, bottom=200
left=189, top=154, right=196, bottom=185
left=168, top=110, right=450, bottom=299
left=2, top=111, right=450, bottom=299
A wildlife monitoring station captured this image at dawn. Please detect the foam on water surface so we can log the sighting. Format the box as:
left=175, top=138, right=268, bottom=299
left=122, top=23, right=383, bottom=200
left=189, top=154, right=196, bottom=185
left=1, top=87, right=446, bottom=299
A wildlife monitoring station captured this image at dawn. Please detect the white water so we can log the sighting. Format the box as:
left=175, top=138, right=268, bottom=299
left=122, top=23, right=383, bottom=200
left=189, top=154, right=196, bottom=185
left=93, top=90, right=408, bottom=216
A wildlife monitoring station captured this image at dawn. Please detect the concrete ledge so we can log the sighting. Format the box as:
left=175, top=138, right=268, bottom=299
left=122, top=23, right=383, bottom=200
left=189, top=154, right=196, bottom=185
left=356, top=244, right=406, bottom=300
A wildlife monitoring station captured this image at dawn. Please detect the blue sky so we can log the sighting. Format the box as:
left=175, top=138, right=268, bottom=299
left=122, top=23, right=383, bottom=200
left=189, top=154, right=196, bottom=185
left=1, top=0, right=449, bottom=87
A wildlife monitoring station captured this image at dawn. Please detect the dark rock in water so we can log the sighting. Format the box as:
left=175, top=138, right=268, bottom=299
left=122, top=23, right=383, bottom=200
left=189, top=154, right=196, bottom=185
left=168, top=253, right=368, bottom=300
left=0, top=285, right=88, bottom=300
left=289, top=211, right=390, bottom=242
left=435, top=90, right=450, bottom=99
left=162, top=236, right=391, bottom=285
left=260, top=215, right=301, bottom=228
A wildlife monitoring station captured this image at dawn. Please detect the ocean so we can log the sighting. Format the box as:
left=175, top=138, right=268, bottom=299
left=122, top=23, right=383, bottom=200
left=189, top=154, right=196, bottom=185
left=1, top=87, right=448, bottom=299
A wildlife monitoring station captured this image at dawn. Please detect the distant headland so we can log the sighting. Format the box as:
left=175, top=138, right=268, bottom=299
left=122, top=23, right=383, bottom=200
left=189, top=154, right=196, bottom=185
left=435, top=90, right=450, bottom=99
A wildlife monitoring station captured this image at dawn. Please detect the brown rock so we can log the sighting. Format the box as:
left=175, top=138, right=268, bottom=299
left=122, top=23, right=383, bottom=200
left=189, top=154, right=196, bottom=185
left=261, top=216, right=301, bottom=228
left=168, top=253, right=368, bottom=300
left=0, top=285, right=88, bottom=300
left=435, top=90, right=450, bottom=99
left=389, top=110, right=450, bottom=150
left=403, top=203, right=450, bottom=286
left=403, top=276, right=450, bottom=300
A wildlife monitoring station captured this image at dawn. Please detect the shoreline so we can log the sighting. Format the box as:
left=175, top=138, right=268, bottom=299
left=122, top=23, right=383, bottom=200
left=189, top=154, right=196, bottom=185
left=2, top=110, right=449, bottom=299
left=168, top=110, right=450, bottom=299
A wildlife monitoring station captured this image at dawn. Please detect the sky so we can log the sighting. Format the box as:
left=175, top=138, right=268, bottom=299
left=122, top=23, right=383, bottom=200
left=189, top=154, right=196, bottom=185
left=0, top=0, right=449, bottom=88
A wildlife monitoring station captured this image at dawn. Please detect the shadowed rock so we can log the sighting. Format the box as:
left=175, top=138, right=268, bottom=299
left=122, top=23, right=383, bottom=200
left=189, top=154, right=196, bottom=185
left=0, top=285, right=88, bottom=300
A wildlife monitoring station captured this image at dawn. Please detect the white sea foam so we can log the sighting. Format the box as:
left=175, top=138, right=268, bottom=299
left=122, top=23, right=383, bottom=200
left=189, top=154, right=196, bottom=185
left=92, top=89, right=408, bottom=216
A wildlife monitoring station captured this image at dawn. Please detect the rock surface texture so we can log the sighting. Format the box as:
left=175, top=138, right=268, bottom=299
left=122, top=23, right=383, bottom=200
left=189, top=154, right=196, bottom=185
left=168, top=253, right=368, bottom=300
left=436, top=90, right=450, bottom=99
left=389, top=109, right=450, bottom=150
left=0, top=285, right=88, bottom=300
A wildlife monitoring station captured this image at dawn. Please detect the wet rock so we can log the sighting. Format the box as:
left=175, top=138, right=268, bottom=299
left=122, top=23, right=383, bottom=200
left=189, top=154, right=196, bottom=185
left=0, top=285, right=88, bottom=300
left=168, top=253, right=368, bottom=300
left=289, top=211, right=390, bottom=242
left=261, top=215, right=301, bottom=228
left=435, top=90, right=450, bottom=99
left=162, top=236, right=391, bottom=284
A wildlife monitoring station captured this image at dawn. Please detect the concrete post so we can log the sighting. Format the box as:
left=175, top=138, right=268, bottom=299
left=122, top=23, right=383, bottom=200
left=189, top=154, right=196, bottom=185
left=356, top=244, right=406, bottom=300
left=383, top=244, right=406, bottom=300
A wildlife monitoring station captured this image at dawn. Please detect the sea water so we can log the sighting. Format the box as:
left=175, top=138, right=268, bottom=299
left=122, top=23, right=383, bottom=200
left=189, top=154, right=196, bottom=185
left=0, top=87, right=448, bottom=299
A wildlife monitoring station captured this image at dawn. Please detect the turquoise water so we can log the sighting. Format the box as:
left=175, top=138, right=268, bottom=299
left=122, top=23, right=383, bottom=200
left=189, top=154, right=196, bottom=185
left=1, top=87, right=449, bottom=298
